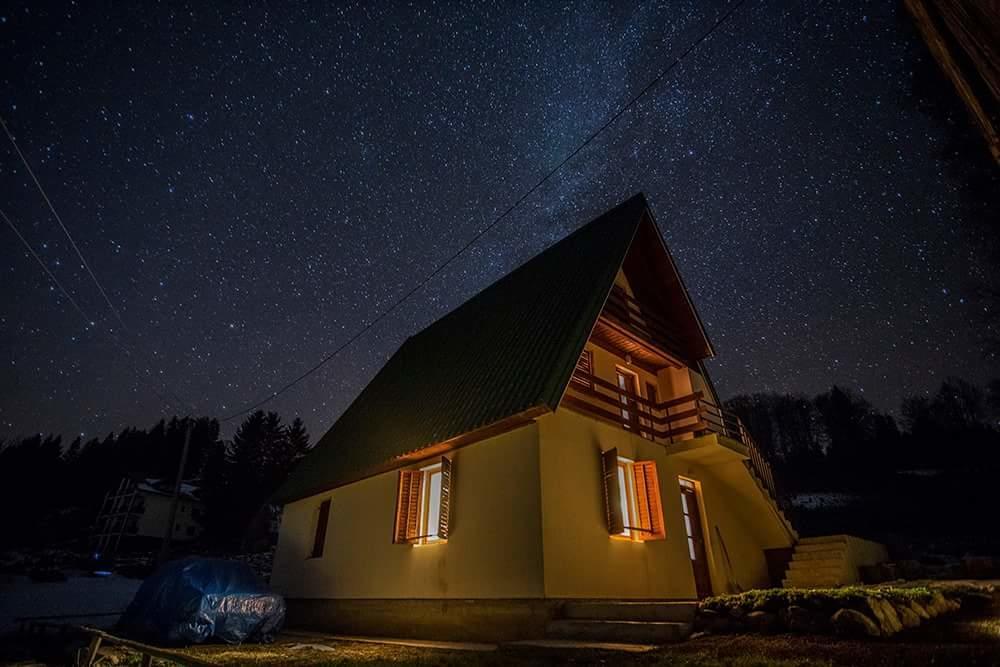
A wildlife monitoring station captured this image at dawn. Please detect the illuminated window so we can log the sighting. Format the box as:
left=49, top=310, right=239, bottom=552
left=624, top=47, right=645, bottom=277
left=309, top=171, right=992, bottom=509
left=600, top=448, right=666, bottom=541
left=394, top=457, right=453, bottom=545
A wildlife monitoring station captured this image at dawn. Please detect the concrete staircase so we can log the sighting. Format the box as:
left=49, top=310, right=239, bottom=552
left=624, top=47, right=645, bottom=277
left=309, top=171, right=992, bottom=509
left=742, top=460, right=798, bottom=543
left=545, top=601, right=696, bottom=644
left=782, top=535, right=852, bottom=588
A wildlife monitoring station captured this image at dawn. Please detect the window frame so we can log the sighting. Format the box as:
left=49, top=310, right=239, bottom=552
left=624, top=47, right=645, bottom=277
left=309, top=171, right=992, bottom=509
left=394, top=457, right=452, bottom=545
left=417, top=462, right=444, bottom=546
left=602, top=449, right=666, bottom=543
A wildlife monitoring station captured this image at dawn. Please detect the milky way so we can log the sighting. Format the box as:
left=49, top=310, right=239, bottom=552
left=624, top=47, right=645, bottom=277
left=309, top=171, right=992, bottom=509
left=1, top=1, right=996, bottom=440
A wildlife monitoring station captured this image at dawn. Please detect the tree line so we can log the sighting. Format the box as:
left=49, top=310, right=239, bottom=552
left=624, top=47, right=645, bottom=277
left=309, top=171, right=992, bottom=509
left=0, top=410, right=311, bottom=551
left=726, top=377, right=1000, bottom=494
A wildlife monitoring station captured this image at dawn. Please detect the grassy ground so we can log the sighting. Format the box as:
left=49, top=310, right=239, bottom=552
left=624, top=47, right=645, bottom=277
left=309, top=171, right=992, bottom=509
left=4, top=617, right=999, bottom=667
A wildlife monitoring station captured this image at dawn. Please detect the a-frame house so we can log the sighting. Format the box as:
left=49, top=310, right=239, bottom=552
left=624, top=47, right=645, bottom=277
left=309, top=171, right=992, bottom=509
left=271, top=194, right=797, bottom=641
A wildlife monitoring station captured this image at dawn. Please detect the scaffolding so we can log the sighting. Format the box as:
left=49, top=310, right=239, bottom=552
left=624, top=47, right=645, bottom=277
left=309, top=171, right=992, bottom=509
left=91, top=477, right=141, bottom=558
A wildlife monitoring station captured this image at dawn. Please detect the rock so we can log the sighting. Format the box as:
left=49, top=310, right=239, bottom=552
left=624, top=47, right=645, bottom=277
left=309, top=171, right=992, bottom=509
left=908, top=600, right=931, bottom=620
left=746, top=610, right=780, bottom=634
left=695, top=608, right=733, bottom=633
left=894, top=603, right=921, bottom=629
left=693, top=608, right=719, bottom=631
left=865, top=598, right=903, bottom=635
left=926, top=591, right=950, bottom=617
left=831, top=608, right=881, bottom=638
left=782, top=604, right=824, bottom=634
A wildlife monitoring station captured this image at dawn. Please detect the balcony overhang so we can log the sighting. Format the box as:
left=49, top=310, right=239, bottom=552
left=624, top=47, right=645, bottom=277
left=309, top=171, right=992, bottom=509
left=663, top=433, right=749, bottom=466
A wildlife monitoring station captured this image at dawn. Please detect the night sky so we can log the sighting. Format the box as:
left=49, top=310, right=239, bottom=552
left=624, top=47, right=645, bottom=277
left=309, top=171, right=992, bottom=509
left=2, top=1, right=997, bottom=441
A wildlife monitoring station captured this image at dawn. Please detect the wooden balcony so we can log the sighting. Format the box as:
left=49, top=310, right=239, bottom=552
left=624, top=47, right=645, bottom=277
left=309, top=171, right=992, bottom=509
left=590, top=286, right=687, bottom=370
left=562, top=368, right=779, bottom=500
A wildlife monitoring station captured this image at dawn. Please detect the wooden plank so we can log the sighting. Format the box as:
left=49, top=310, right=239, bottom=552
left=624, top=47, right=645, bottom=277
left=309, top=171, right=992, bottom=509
left=79, top=626, right=218, bottom=667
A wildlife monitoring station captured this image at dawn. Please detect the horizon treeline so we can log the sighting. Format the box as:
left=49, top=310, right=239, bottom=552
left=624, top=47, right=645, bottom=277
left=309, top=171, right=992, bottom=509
left=725, top=377, right=1000, bottom=495
left=0, top=410, right=311, bottom=551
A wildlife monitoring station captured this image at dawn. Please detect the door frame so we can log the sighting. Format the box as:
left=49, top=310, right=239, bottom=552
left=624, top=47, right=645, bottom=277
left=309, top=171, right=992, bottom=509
left=678, top=476, right=713, bottom=598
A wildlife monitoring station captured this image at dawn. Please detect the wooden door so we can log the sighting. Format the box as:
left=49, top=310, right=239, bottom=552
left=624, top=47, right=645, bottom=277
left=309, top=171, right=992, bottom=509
left=679, top=478, right=712, bottom=598
left=616, top=369, right=639, bottom=430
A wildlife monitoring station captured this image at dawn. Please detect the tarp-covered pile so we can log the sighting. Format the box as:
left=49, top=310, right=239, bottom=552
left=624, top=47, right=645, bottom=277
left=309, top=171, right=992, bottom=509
left=118, top=557, right=285, bottom=645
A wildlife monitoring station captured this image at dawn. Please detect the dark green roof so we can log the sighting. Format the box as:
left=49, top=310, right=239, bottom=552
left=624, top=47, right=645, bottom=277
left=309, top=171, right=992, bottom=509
left=276, top=194, right=669, bottom=503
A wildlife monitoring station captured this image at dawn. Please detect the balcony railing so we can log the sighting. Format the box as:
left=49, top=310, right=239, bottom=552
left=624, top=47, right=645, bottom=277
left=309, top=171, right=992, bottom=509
left=563, top=368, right=779, bottom=500
left=601, top=285, right=686, bottom=355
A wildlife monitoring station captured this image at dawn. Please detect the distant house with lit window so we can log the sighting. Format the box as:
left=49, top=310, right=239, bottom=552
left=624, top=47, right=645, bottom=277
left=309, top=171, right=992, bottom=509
left=271, top=194, right=801, bottom=642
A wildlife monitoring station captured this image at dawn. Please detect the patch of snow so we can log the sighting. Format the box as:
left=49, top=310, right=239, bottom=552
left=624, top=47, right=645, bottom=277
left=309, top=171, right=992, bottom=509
left=789, top=492, right=863, bottom=510
left=0, top=573, right=142, bottom=634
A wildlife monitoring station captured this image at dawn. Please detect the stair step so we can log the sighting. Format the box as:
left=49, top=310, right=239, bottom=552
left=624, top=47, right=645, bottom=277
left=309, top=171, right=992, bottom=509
left=783, top=578, right=841, bottom=589
left=562, top=601, right=697, bottom=623
left=788, top=559, right=844, bottom=571
left=798, top=535, right=849, bottom=546
left=795, top=542, right=849, bottom=554
left=546, top=619, right=691, bottom=644
left=792, top=547, right=847, bottom=561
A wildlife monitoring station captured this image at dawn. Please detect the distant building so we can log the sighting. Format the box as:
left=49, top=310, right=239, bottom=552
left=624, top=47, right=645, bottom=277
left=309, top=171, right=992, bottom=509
left=93, top=477, right=205, bottom=555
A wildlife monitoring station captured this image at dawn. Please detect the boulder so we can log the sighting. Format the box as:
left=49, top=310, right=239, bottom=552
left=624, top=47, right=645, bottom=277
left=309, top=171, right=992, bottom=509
left=865, top=598, right=903, bottom=635
left=908, top=600, right=931, bottom=620
left=695, top=608, right=734, bottom=634
left=745, top=610, right=780, bottom=634
left=926, top=591, right=951, bottom=617
left=831, top=608, right=881, bottom=638
left=782, top=604, right=825, bottom=634
left=894, top=602, right=921, bottom=629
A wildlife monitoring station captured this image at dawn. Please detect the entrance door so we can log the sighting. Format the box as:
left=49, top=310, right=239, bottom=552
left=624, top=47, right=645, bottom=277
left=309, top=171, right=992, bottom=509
left=679, top=478, right=712, bottom=598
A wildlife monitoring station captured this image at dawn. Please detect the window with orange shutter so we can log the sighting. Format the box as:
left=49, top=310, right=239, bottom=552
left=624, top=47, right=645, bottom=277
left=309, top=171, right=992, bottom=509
left=393, top=457, right=453, bottom=544
left=600, top=449, right=665, bottom=542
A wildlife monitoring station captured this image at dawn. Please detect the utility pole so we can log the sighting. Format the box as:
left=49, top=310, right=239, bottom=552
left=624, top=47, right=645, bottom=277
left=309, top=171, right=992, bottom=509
left=158, top=420, right=194, bottom=566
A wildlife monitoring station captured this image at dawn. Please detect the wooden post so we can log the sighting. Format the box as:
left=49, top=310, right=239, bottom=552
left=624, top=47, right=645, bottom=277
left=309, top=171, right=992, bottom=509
left=158, top=421, right=193, bottom=566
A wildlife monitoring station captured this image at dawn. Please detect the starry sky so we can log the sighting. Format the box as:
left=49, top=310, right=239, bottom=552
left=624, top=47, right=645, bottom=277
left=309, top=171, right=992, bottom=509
left=2, top=1, right=997, bottom=441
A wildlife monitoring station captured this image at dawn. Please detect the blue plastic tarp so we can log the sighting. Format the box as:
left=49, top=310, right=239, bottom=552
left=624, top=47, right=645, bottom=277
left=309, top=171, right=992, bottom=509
left=118, top=557, right=285, bottom=645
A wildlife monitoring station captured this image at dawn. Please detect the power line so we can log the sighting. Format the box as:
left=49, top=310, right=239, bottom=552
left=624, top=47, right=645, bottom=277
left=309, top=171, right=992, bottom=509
left=219, top=0, right=749, bottom=422
left=1, top=206, right=195, bottom=415
left=1, top=115, right=130, bottom=334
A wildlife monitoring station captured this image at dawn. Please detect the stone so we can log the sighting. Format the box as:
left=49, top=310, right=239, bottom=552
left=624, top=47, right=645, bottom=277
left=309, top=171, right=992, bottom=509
left=865, top=598, right=902, bottom=636
left=695, top=608, right=733, bottom=634
left=831, top=608, right=881, bottom=638
left=745, top=610, right=780, bottom=634
left=909, top=600, right=931, bottom=620
left=926, top=591, right=949, bottom=617
left=894, top=603, right=921, bottom=629
left=782, top=604, right=824, bottom=634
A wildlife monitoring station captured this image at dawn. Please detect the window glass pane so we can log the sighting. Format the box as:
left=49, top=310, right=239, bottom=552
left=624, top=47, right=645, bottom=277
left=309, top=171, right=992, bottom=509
left=684, top=515, right=693, bottom=536
left=617, top=465, right=630, bottom=536
left=426, top=470, right=442, bottom=538
left=680, top=493, right=689, bottom=514
left=688, top=537, right=697, bottom=560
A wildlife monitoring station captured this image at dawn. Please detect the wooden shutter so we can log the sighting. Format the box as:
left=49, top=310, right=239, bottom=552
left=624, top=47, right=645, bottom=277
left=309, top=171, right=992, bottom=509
left=601, top=448, right=624, bottom=535
left=311, top=499, right=330, bottom=558
left=394, top=470, right=423, bottom=543
left=438, top=457, right=452, bottom=539
left=633, top=461, right=665, bottom=540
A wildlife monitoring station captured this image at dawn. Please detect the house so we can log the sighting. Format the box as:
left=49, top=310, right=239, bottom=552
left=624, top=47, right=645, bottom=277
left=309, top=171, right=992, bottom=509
left=93, top=477, right=205, bottom=555
left=271, top=194, right=800, bottom=641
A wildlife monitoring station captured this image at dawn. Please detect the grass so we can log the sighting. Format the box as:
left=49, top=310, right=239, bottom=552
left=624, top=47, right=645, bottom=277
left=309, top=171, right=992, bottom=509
left=30, top=619, right=998, bottom=667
